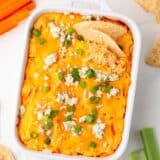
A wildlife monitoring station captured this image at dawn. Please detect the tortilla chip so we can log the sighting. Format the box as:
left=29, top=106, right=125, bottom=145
left=0, top=145, right=15, bottom=160
left=156, top=15, right=160, bottom=23
left=135, top=0, right=156, bottom=12
left=88, top=42, right=117, bottom=67
left=74, top=21, right=127, bottom=40
left=74, top=28, right=125, bottom=57
left=135, top=0, right=160, bottom=23
left=146, top=39, right=160, bottom=67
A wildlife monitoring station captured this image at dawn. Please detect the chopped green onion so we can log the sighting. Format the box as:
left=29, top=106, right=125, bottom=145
left=74, top=125, right=82, bottom=133
left=57, top=71, right=64, bottom=80
left=67, top=106, right=75, bottom=112
left=50, top=110, right=59, bottom=118
left=91, top=109, right=98, bottom=116
left=79, top=81, right=86, bottom=88
left=77, top=34, right=84, bottom=41
left=90, top=96, right=100, bottom=104
left=72, top=68, right=80, bottom=81
left=86, top=69, right=95, bottom=78
left=33, top=28, right=41, bottom=37
left=65, top=115, right=72, bottom=121
left=38, top=38, right=44, bottom=45
left=66, top=27, right=74, bottom=35
left=43, top=86, right=50, bottom=92
left=76, top=48, right=84, bottom=55
left=30, top=131, right=38, bottom=139
left=43, top=114, right=50, bottom=121
left=89, top=142, right=97, bottom=148
left=104, top=84, right=111, bottom=93
left=64, top=39, right=72, bottom=48
left=45, top=137, right=51, bottom=145
left=128, top=150, right=147, bottom=160
left=46, top=122, right=53, bottom=129
left=140, top=128, right=160, bottom=160
left=91, top=86, right=99, bottom=93
left=86, top=115, right=95, bottom=124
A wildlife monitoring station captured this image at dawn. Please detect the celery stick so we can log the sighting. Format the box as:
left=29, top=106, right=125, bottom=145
left=140, top=128, right=160, bottom=160
left=128, top=150, right=146, bottom=160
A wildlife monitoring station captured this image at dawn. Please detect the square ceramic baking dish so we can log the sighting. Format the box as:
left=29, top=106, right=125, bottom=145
left=13, top=0, right=141, bottom=159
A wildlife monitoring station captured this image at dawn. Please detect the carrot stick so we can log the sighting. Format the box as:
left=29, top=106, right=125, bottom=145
left=0, top=9, right=29, bottom=35
left=0, top=0, right=31, bottom=20
left=0, top=0, right=31, bottom=11
left=21, top=1, right=36, bottom=11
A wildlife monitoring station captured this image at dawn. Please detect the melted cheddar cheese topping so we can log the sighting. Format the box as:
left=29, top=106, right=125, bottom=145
left=18, top=12, right=133, bottom=157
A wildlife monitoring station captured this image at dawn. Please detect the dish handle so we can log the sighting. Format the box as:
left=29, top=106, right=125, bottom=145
left=71, top=0, right=112, bottom=13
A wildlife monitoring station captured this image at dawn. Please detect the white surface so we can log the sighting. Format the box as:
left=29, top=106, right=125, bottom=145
left=0, top=0, right=160, bottom=160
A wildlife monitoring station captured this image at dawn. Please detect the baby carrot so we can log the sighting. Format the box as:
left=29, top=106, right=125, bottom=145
left=0, top=9, right=29, bottom=35
left=0, top=0, right=31, bottom=20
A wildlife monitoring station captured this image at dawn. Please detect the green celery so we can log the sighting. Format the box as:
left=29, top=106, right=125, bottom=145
left=140, top=128, right=160, bottom=160
left=128, top=150, right=146, bottom=160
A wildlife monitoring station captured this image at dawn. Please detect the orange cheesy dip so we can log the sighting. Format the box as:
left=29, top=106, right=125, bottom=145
left=18, top=12, right=133, bottom=157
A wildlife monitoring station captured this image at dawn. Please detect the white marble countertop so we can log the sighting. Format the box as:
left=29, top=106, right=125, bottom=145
left=0, top=0, right=160, bottom=159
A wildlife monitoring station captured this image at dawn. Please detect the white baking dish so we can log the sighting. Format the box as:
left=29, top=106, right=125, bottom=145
left=13, top=1, right=141, bottom=159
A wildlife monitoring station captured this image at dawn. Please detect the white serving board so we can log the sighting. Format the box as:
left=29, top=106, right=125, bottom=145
left=0, top=0, right=160, bottom=159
